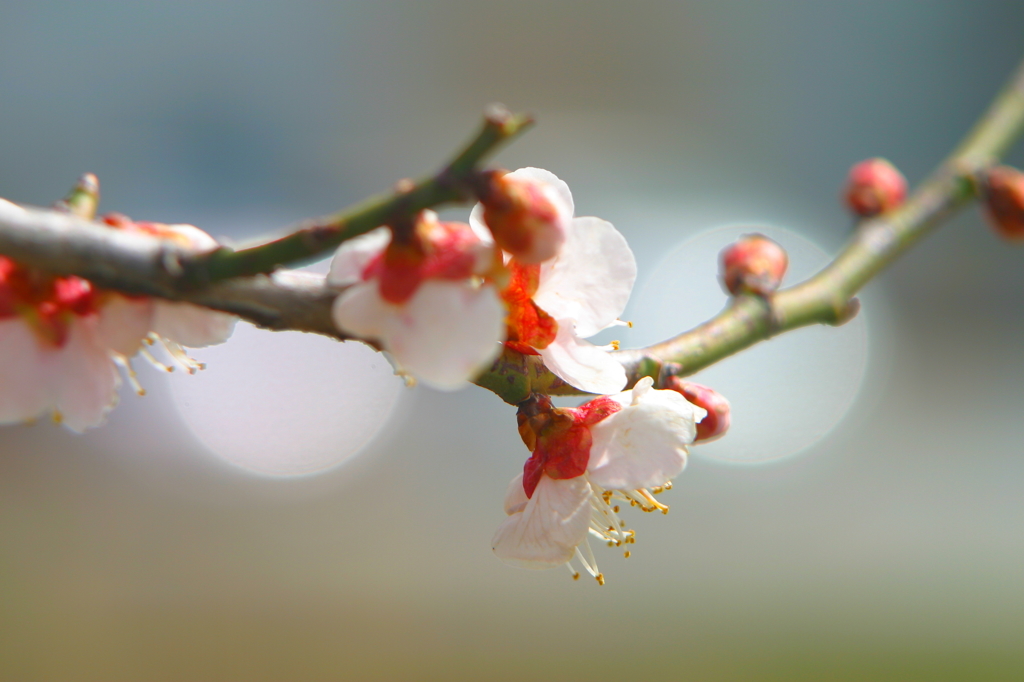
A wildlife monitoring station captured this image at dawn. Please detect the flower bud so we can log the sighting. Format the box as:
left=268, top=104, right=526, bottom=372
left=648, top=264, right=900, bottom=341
left=720, top=234, right=788, bottom=296
left=663, top=377, right=730, bottom=443
left=478, top=170, right=569, bottom=264
left=982, top=165, right=1024, bottom=241
left=844, top=158, right=907, bottom=217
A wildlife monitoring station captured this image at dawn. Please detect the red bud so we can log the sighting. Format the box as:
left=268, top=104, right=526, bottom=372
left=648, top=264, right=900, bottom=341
left=663, top=377, right=731, bottom=443
left=844, top=158, right=907, bottom=217
left=720, top=234, right=788, bottom=296
left=982, top=166, right=1024, bottom=241
left=479, top=171, right=568, bottom=264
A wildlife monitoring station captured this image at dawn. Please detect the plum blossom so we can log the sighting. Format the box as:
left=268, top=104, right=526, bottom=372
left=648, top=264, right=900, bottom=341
left=475, top=168, right=572, bottom=264
left=328, top=211, right=505, bottom=390
left=99, top=214, right=237, bottom=377
left=492, top=377, right=706, bottom=583
left=472, top=168, right=636, bottom=395
left=0, top=201, right=235, bottom=431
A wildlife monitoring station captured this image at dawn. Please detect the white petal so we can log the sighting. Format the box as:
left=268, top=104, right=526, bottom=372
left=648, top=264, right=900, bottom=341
left=162, top=224, right=220, bottom=251
left=503, top=473, right=529, bottom=515
left=492, top=475, right=592, bottom=569
left=51, top=316, right=121, bottom=432
left=534, top=216, right=636, bottom=338
left=508, top=167, right=574, bottom=219
left=538, top=323, right=626, bottom=394
left=333, top=280, right=504, bottom=391
left=152, top=301, right=237, bottom=347
left=326, top=227, right=390, bottom=286
left=96, top=295, right=153, bottom=356
left=0, top=319, right=50, bottom=425
left=468, top=203, right=494, bottom=244
left=587, top=387, right=705, bottom=490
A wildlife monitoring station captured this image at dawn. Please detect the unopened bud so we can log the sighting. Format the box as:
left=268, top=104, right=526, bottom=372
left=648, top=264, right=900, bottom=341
left=982, top=165, right=1024, bottom=241
left=844, top=158, right=906, bottom=217
left=478, top=170, right=568, bottom=264
left=663, top=377, right=730, bottom=443
left=720, top=234, right=788, bottom=296
left=54, top=173, right=100, bottom=220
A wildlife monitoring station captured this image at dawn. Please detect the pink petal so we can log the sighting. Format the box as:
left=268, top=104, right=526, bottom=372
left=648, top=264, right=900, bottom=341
left=51, top=316, right=121, bottom=432
left=534, top=216, right=636, bottom=338
left=538, top=323, right=626, bottom=394
left=333, top=280, right=504, bottom=391
left=327, top=227, right=390, bottom=286
left=491, top=475, right=592, bottom=569
left=502, top=473, right=529, bottom=515
left=587, top=379, right=705, bottom=490
left=0, top=319, right=50, bottom=425
left=96, top=295, right=152, bottom=356
left=507, top=168, right=574, bottom=219
left=163, top=224, right=221, bottom=251
left=152, top=301, right=236, bottom=347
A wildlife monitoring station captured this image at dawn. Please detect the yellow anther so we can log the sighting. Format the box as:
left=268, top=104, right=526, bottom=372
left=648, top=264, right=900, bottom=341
left=624, top=550, right=631, bottom=558
left=596, top=574, right=605, bottom=586
left=607, top=541, right=614, bottom=547
left=613, top=505, right=620, bottom=513
left=637, top=488, right=669, bottom=513
left=572, top=572, right=580, bottom=581
left=51, top=410, right=63, bottom=425
left=610, top=340, right=620, bottom=350
left=627, top=320, right=634, bottom=328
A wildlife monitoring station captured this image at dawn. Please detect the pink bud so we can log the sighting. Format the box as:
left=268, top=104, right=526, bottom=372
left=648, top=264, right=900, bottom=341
left=844, top=158, right=907, bottom=217
left=720, top=234, right=788, bottom=296
left=663, top=377, right=731, bottom=443
left=479, top=171, right=568, bottom=264
left=982, top=166, right=1024, bottom=241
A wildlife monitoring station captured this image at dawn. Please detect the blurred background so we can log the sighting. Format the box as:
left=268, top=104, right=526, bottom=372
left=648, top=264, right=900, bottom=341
left=2, top=1, right=1024, bottom=680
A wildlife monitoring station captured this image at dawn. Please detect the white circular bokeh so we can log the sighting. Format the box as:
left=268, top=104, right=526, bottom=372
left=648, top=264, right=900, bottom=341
left=169, top=322, right=404, bottom=477
left=628, top=223, right=870, bottom=464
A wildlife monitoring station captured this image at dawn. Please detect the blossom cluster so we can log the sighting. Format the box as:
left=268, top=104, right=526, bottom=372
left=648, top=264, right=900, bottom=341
left=0, top=198, right=235, bottom=431
left=328, top=167, right=636, bottom=394
left=324, top=167, right=732, bottom=582
left=0, top=166, right=733, bottom=584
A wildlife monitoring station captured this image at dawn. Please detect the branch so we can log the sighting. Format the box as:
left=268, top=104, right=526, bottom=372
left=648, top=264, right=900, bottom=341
left=1, top=59, right=1022, bottom=407
left=468, top=54, right=1024, bottom=404
left=606, top=55, right=1024, bottom=388
left=185, top=106, right=533, bottom=284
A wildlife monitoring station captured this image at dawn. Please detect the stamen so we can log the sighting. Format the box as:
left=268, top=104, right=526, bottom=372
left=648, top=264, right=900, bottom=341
left=637, top=488, right=670, bottom=514
left=580, top=540, right=602, bottom=580
left=140, top=346, right=173, bottom=373
left=595, top=574, right=605, bottom=586
left=51, top=410, right=63, bottom=425
left=112, top=353, right=146, bottom=396
left=162, top=340, right=205, bottom=374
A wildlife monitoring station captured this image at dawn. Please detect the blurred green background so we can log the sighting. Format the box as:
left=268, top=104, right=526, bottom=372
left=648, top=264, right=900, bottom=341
left=2, top=1, right=1024, bottom=680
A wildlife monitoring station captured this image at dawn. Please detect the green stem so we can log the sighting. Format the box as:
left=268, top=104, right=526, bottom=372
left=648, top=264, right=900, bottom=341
left=474, top=55, right=1024, bottom=403
left=189, top=107, right=533, bottom=283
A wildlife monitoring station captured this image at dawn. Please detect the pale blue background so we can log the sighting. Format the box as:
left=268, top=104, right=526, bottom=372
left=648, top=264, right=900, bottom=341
left=2, top=2, right=1024, bottom=680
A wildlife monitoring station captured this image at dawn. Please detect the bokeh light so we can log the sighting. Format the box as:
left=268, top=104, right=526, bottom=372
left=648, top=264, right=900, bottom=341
left=168, top=322, right=403, bottom=477
left=630, top=223, right=870, bottom=463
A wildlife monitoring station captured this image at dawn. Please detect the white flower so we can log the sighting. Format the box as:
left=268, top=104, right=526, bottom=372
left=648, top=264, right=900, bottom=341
left=471, top=168, right=636, bottom=395
left=100, top=216, right=238, bottom=378
left=491, top=377, right=705, bottom=583
left=328, top=211, right=505, bottom=390
left=475, top=167, right=573, bottom=264
left=0, top=207, right=237, bottom=431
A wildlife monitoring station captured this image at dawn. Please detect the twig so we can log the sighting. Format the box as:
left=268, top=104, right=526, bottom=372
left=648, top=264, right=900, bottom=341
left=186, top=106, right=533, bottom=284
left=1, top=60, right=1023, bottom=406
